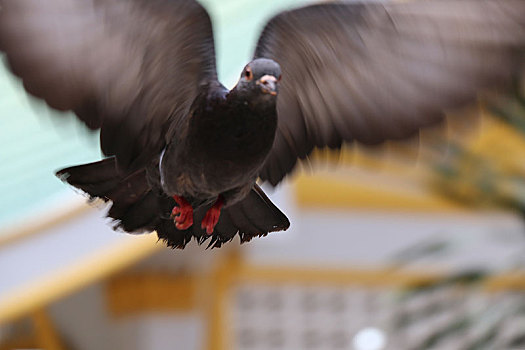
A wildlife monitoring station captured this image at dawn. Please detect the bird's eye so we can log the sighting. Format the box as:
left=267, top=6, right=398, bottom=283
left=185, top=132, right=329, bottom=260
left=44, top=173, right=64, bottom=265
left=278, top=75, right=282, bottom=82
left=245, top=67, right=253, bottom=81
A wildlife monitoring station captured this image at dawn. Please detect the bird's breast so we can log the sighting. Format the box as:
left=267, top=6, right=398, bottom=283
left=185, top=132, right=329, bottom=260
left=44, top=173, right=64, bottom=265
left=191, top=101, right=277, bottom=165
left=159, top=100, right=277, bottom=197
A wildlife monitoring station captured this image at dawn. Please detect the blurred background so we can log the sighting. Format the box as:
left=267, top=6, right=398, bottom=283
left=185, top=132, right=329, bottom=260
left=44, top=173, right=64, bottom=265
left=2, top=0, right=525, bottom=349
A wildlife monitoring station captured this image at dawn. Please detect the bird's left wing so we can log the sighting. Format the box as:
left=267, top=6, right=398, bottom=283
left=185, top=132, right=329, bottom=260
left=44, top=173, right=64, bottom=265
left=0, top=0, right=217, bottom=171
left=255, top=0, right=525, bottom=186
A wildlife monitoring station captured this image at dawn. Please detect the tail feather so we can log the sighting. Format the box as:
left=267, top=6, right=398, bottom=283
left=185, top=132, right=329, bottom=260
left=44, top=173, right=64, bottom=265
left=111, top=191, right=159, bottom=233
left=224, top=184, right=290, bottom=244
left=56, top=158, right=118, bottom=184
left=56, top=158, right=121, bottom=200
left=58, top=159, right=290, bottom=249
left=104, top=171, right=150, bottom=216
left=58, top=158, right=159, bottom=233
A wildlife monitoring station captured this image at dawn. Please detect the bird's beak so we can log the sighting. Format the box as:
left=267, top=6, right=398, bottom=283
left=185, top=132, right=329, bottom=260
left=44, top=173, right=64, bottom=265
left=256, top=75, right=278, bottom=96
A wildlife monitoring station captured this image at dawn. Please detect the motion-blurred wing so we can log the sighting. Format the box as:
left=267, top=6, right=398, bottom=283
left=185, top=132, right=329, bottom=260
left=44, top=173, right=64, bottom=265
left=255, top=0, right=525, bottom=185
left=0, top=0, right=217, bottom=170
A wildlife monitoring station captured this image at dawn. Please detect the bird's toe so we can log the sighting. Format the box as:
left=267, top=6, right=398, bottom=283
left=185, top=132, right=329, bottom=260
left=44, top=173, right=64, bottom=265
left=175, top=216, right=193, bottom=230
left=171, top=195, right=194, bottom=230
left=174, top=208, right=193, bottom=230
left=201, top=205, right=222, bottom=234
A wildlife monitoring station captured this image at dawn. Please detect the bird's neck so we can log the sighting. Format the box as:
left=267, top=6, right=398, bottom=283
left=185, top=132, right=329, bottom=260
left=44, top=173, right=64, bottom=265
left=227, top=88, right=277, bottom=117
left=225, top=90, right=278, bottom=148
left=188, top=89, right=278, bottom=162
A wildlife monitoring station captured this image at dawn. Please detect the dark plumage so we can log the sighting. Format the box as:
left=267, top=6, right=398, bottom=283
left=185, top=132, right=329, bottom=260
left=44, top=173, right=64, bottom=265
left=1, top=0, right=525, bottom=248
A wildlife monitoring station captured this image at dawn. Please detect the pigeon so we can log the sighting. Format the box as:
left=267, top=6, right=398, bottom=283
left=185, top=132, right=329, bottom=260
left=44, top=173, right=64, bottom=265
left=0, top=0, right=524, bottom=248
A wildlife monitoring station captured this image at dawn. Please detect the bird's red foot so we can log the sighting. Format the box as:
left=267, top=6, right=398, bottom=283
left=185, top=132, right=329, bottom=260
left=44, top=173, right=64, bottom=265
left=201, top=196, right=224, bottom=235
left=171, top=195, right=193, bottom=230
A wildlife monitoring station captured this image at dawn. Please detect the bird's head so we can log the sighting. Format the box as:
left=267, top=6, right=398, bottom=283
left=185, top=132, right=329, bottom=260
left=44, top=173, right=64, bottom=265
left=235, top=58, right=281, bottom=101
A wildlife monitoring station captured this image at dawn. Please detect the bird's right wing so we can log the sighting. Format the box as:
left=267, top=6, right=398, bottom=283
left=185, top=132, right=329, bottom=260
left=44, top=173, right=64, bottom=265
left=255, top=0, right=525, bottom=186
left=0, top=0, right=217, bottom=171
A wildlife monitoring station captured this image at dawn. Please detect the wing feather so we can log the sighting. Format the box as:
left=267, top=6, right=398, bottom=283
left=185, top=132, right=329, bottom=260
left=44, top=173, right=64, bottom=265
left=255, top=0, right=525, bottom=185
left=0, top=0, right=217, bottom=170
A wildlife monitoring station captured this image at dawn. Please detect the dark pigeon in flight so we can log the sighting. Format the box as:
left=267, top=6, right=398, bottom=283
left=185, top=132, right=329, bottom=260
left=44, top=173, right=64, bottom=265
left=0, top=0, right=524, bottom=248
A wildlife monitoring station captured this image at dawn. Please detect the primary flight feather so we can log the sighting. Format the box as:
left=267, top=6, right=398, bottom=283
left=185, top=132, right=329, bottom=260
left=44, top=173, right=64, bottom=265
left=0, top=0, right=524, bottom=248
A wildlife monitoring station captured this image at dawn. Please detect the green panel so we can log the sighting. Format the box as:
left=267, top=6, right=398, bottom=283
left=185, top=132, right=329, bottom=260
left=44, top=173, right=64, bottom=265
left=0, top=0, right=309, bottom=229
left=0, top=59, right=102, bottom=227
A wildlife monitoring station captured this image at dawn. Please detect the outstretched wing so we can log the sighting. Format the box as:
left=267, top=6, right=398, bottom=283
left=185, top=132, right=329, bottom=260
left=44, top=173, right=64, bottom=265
left=255, top=0, right=525, bottom=186
left=0, top=0, right=217, bottom=170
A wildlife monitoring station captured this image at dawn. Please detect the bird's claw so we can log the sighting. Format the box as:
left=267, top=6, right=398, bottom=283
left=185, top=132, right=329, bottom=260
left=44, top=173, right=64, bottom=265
left=201, top=196, right=224, bottom=235
left=171, top=195, right=193, bottom=230
left=172, top=206, right=193, bottom=230
left=201, top=207, right=220, bottom=234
